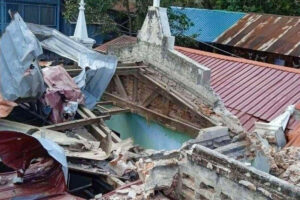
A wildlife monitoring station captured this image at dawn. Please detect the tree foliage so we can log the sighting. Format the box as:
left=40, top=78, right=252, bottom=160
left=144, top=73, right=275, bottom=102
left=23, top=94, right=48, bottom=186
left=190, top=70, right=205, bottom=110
left=63, top=0, right=119, bottom=33
left=203, top=0, right=300, bottom=16
left=63, top=0, right=198, bottom=46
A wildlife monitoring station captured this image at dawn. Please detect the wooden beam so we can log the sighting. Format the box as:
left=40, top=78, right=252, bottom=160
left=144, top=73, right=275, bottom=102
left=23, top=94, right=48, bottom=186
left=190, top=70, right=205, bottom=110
left=77, top=108, right=113, bottom=155
left=97, top=101, right=113, bottom=106
left=117, top=62, right=143, bottom=67
left=77, top=109, right=107, bottom=140
left=142, top=91, right=159, bottom=107
left=103, top=92, right=200, bottom=137
left=133, top=76, right=138, bottom=103
left=43, top=116, right=110, bottom=131
left=113, top=75, right=128, bottom=99
left=117, top=66, right=148, bottom=70
left=138, top=72, right=216, bottom=127
left=79, top=106, right=121, bottom=143
left=95, top=105, right=130, bottom=115
left=101, top=108, right=131, bottom=115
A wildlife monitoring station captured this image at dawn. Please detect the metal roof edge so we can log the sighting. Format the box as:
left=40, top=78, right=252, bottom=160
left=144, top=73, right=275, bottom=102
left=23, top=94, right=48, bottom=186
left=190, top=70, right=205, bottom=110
left=175, top=46, right=300, bottom=74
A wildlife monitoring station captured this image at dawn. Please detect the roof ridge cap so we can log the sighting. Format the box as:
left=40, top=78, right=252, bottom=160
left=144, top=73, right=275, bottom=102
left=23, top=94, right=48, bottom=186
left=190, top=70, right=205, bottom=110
left=175, top=46, right=300, bottom=74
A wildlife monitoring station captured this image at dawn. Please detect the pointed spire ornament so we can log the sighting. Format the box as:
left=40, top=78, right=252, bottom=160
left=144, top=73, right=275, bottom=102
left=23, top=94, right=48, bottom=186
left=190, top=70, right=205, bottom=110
left=71, top=0, right=95, bottom=48
left=153, top=0, right=160, bottom=7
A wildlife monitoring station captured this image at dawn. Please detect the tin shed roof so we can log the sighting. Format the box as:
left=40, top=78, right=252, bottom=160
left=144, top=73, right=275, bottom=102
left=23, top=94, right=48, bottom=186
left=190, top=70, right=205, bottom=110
left=171, top=7, right=245, bottom=42
left=215, top=13, right=300, bottom=57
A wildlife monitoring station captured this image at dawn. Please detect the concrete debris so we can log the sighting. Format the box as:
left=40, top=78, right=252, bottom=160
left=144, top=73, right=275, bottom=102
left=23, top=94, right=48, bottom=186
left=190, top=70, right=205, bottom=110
left=103, top=144, right=300, bottom=200
left=182, top=126, right=232, bottom=150
left=254, top=105, right=295, bottom=148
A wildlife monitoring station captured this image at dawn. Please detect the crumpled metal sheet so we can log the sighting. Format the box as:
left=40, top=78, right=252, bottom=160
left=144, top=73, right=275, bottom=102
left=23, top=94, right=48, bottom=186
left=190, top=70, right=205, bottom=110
left=0, top=131, right=73, bottom=199
left=42, top=65, right=84, bottom=123
left=0, top=13, right=45, bottom=101
left=27, top=23, right=117, bottom=109
left=0, top=130, right=68, bottom=182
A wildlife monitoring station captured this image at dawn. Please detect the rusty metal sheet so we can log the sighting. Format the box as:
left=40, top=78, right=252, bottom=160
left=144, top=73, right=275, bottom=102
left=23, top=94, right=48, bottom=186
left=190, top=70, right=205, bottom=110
left=0, top=131, right=81, bottom=200
left=215, top=13, right=300, bottom=57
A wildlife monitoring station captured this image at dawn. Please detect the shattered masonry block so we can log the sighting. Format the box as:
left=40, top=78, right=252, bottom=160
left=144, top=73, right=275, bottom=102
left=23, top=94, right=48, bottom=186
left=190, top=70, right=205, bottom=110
left=197, top=126, right=229, bottom=142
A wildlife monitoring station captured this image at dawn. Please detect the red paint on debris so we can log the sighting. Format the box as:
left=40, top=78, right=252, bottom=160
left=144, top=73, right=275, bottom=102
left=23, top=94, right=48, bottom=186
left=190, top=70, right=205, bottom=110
left=0, top=131, right=81, bottom=200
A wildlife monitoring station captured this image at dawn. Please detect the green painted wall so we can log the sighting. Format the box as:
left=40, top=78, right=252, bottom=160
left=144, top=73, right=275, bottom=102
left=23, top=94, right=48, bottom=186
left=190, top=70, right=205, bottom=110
left=105, top=113, right=193, bottom=150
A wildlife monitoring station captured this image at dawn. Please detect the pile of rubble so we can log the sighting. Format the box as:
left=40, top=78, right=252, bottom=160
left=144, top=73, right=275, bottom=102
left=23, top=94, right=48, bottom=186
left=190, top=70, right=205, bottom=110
left=1, top=3, right=300, bottom=200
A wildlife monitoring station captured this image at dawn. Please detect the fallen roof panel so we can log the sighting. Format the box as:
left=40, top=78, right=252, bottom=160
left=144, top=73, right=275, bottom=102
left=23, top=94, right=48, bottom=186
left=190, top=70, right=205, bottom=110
left=0, top=131, right=81, bottom=199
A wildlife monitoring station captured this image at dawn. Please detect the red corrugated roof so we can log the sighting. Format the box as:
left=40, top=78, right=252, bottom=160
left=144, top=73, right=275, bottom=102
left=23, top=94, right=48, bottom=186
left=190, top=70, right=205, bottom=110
left=95, top=36, right=300, bottom=132
left=176, top=46, right=300, bottom=131
left=95, top=35, right=137, bottom=53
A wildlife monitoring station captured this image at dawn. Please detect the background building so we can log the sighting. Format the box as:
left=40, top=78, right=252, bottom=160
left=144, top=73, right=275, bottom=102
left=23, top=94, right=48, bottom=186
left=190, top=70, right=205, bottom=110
left=0, top=0, right=60, bottom=33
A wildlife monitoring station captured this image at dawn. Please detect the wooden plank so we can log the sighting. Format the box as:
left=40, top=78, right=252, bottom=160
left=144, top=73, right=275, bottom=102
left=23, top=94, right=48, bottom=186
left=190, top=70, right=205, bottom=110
left=43, top=116, right=110, bottom=131
left=77, top=109, right=107, bottom=140
left=97, top=101, right=114, bottom=105
left=113, top=75, right=128, bottom=99
left=142, top=91, right=159, bottom=107
left=103, top=92, right=200, bottom=137
left=117, top=66, right=148, bottom=70
left=133, top=76, right=138, bottom=103
left=118, top=62, right=143, bottom=67
left=79, top=106, right=121, bottom=143
left=101, top=108, right=131, bottom=115
left=77, top=109, right=113, bottom=155
left=139, top=72, right=217, bottom=126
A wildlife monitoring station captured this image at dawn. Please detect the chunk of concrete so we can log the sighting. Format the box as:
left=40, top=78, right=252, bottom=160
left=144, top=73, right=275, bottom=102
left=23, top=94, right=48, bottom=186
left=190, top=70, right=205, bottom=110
left=197, top=126, right=229, bottom=141
left=252, top=151, right=270, bottom=173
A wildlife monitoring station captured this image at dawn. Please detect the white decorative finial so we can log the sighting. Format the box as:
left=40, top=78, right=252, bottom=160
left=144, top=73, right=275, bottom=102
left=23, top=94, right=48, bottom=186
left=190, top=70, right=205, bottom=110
left=153, top=0, right=160, bottom=7
left=71, top=0, right=95, bottom=48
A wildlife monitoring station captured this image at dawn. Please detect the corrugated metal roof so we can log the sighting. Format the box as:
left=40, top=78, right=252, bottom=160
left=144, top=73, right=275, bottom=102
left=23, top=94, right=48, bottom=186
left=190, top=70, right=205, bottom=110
left=94, top=36, right=300, bottom=132
left=171, top=7, right=245, bottom=42
left=215, top=13, right=300, bottom=57
left=176, top=46, right=300, bottom=131
left=95, top=35, right=137, bottom=53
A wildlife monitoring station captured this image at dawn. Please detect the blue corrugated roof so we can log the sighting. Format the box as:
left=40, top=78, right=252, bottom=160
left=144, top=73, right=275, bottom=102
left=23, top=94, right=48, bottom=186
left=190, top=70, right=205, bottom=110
left=170, top=7, right=245, bottom=42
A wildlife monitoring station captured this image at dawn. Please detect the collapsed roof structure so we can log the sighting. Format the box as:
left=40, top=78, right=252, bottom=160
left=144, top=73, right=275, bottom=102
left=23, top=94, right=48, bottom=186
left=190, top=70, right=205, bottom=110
left=1, top=1, right=300, bottom=200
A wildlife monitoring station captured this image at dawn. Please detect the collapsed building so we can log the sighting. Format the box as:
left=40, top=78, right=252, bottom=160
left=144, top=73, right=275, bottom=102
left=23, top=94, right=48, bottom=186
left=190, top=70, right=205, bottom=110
left=0, top=2, right=300, bottom=200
